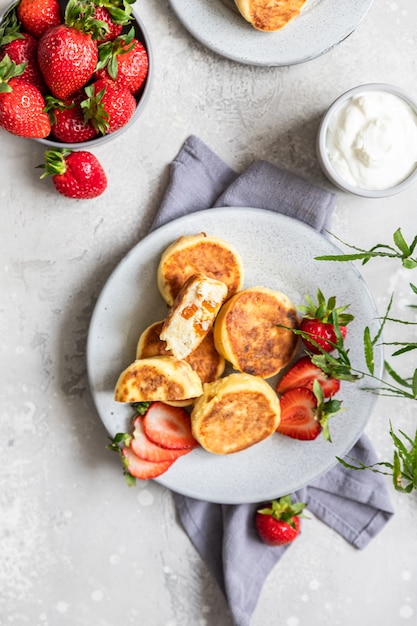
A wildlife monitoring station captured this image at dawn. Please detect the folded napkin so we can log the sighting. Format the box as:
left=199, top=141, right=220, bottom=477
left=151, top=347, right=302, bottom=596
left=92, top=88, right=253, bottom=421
left=150, top=135, right=395, bottom=626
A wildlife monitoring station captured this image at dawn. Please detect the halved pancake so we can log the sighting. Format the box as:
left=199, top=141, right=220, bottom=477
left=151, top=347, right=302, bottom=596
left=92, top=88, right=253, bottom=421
left=136, top=320, right=225, bottom=384
left=191, top=373, right=281, bottom=454
left=157, top=233, right=244, bottom=306
left=234, top=0, right=307, bottom=32
left=213, top=286, right=299, bottom=379
left=114, top=356, right=203, bottom=403
left=160, top=273, right=228, bottom=360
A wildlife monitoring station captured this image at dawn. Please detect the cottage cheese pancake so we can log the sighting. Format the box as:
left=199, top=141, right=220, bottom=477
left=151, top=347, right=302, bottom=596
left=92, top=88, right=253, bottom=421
left=191, top=373, right=281, bottom=455
left=214, top=286, right=299, bottom=378
left=114, top=356, right=203, bottom=403
left=157, top=233, right=244, bottom=306
left=234, top=0, right=307, bottom=32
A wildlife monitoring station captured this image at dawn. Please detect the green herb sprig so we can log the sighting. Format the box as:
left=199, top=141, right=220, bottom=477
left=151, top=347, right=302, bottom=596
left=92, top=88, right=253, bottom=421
left=337, top=423, right=417, bottom=493
left=316, top=228, right=417, bottom=269
left=315, top=228, right=417, bottom=492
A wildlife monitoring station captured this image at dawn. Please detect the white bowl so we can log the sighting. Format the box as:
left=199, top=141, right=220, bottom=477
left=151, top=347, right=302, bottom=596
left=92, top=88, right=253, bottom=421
left=317, top=83, right=417, bottom=198
left=0, top=0, right=153, bottom=149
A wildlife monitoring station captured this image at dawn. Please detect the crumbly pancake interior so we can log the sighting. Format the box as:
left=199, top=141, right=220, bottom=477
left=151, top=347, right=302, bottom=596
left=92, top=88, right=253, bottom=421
left=136, top=320, right=225, bottom=384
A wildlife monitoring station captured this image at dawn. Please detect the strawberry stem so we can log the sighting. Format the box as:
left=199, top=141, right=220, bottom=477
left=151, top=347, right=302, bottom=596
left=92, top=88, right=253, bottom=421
left=0, top=54, right=26, bottom=92
left=64, top=0, right=109, bottom=39
left=38, top=149, right=73, bottom=178
left=257, top=495, right=307, bottom=528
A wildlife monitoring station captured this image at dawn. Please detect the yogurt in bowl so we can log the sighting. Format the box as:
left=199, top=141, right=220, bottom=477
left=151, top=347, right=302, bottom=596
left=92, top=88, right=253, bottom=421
left=317, top=83, right=417, bottom=197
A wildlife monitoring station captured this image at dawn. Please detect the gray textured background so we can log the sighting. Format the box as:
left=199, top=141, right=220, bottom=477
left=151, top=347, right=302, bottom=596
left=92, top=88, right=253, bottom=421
left=1, top=1, right=416, bottom=625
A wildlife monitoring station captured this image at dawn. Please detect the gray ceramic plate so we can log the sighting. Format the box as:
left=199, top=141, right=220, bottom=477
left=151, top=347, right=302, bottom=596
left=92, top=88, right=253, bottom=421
left=87, top=207, right=382, bottom=504
left=169, top=0, right=374, bottom=66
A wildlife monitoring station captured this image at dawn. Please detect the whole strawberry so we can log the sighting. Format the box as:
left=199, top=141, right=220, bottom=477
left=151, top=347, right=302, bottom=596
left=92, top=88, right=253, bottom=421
left=39, top=149, right=107, bottom=199
left=82, top=77, right=136, bottom=134
left=44, top=92, right=98, bottom=143
left=91, top=0, right=134, bottom=43
left=0, top=55, right=50, bottom=137
left=95, top=27, right=148, bottom=94
left=0, top=32, right=46, bottom=92
left=37, top=0, right=106, bottom=100
left=92, top=4, right=123, bottom=42
left=298, top=289, right=353, bottom=354
left=0, top=8, right=46, bottom=92
left=17, top=0, right=61, bottom=39
left=255, top=496, right=307, bottom=546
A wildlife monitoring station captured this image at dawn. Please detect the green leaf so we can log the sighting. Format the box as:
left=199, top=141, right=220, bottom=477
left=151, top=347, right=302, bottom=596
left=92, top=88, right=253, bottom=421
left=132, top=401, right=152, bottom=415
left=384, top=360, right=411, bottom=389
left=412, top=369, right=417, bottom=397
left=363, top=326, right=374, bottom=375
left=403, top=258, right=417, bottom=269
left=393, top=228, right=410, bottom=255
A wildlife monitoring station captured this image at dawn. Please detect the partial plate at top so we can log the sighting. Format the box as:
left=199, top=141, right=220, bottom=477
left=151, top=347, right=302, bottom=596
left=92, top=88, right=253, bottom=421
left=87, top=207, right=382, bottom=504
left=169, top=0, right=374, bottom=66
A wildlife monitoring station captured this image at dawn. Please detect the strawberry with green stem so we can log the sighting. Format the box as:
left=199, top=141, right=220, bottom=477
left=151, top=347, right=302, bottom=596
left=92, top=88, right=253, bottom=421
left=0, top=54, right=50, bottom=137
left=39, top=148, right=107, bottom=199
left=91, top=0, right=135, bottom=43
left=277, top=379, right=343, bottom=442
left=298, top=288, right=354, bottom=354
left=81, top=77, right=136, bottom=134
left=0, top=8, right=46, bottom=92
left=95, top=26, right=148, bottom=94
left=255, top=495, right=307, bottom=546
left=37, top=0, right=107, bottom=100
left=44, top=92, right=98, bottom=143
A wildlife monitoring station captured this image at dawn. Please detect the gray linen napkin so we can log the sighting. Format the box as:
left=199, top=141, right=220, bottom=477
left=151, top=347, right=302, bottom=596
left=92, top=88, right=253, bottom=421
left=150, top=135, right=395, bottom=626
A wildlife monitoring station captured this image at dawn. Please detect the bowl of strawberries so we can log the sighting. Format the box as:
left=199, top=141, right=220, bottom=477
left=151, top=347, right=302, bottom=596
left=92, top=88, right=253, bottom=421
left=0, top=0, right=152, bottom=148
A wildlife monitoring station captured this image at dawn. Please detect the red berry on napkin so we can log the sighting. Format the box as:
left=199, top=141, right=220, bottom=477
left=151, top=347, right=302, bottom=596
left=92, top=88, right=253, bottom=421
left=255, top=496, right=306, bottom=546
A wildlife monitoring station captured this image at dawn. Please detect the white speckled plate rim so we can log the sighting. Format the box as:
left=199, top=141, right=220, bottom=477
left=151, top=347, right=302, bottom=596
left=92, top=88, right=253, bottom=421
left=168, top=0, right=374, bottom=67
left=87, top=207, right=383, bottom=504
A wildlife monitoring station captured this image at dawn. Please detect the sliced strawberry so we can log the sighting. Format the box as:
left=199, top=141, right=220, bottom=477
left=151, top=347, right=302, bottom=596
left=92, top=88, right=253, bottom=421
left=131, top=416, right=191, bottom=463
left=277, top=387, right=321, bottom=441
left=277, top=356, right=340, bottom=398
left=143, top=402, right=199, bottom=450
left=122, top=446, right=174, bottom=480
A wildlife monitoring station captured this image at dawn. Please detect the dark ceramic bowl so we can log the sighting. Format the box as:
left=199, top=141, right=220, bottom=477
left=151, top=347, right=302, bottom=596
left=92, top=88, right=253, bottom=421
left=0, top=0, right=153, bottom=148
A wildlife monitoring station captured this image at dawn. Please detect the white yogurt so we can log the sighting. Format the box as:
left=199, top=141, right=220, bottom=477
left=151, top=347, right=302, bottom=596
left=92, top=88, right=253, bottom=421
left=326, top=91, right=417, bottom=190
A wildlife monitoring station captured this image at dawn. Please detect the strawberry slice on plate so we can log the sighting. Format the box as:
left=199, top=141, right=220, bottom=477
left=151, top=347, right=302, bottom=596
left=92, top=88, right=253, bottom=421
left=277, top=387, right=321, bottom=441
left=122, top=446, right=174, bottom=480
left=277, top=381, right=343, bottom=442
left=131, top=415, right=191, bottom=463
left=143, top=402, right=199, bottom=450
left=277, top=356, right=340, bottom=398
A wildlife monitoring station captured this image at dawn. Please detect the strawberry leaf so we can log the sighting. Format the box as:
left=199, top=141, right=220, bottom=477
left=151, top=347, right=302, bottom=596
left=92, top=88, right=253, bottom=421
left=132, top=401, right=152, bottom=415
left=393, top=227, right=411, bottom=256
